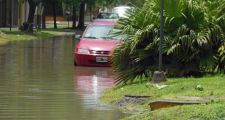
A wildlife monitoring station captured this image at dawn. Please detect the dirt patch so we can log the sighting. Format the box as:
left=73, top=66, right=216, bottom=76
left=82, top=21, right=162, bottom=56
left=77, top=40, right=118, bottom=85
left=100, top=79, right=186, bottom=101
left=149, top=96, right=225, bottom=111
left=188, top=117, right=200, bottom=120
left=113, top=95, right=150, bottom=107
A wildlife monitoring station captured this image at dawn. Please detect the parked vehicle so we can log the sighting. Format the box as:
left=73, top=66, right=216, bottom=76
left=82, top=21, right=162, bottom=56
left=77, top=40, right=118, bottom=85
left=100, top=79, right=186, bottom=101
left=74, top=19, right=125, bottom=67
left=112, top=6, right=133, bottom=18
left=95, top=6, right=133, bottom=20
left=96, top=12, right=119, bottom=19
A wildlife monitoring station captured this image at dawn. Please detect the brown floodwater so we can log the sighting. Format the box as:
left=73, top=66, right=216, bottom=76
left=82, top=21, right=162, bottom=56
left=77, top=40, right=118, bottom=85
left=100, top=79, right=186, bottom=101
left=0, top=36, right=126, bottom=120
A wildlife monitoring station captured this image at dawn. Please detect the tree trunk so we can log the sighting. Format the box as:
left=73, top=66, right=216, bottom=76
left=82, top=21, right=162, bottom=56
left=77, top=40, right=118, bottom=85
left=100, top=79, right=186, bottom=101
left=2, top=0, right=7, bottom=27
left=52, top=1, right=57, bottom=29
left=72, top=5, right=77, bottom=29
left=77, top=1, right=85, bottom=29
left=41, top=2, right=46, bottom=29
left=152, top=71, right=167, bottom=83
left=42, top=9, right=46, bottom=29
left=9, top=0, right=12, bottom=31
left=25, top=0, right=36, bottom=33
left=89, top=5, right=93, bottom=22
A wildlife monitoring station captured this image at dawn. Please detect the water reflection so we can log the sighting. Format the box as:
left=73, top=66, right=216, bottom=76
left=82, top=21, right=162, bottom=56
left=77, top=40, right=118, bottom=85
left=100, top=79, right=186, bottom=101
left=0, top=36, right=125, bottom=120
left=74, top=67, right=114, bottom=109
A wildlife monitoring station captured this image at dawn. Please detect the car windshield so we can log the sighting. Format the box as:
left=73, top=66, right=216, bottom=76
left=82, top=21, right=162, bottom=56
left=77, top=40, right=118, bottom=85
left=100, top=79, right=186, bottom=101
left=83, top=25, right=126, bottom=40
left=96, top=13, right=119, bottom=19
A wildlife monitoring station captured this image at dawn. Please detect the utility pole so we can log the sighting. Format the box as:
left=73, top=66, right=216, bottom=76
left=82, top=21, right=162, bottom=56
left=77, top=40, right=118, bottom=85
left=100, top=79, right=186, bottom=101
left=152, top=0, right=166, bottom=83
left=159, top=0, right=164, bottom=71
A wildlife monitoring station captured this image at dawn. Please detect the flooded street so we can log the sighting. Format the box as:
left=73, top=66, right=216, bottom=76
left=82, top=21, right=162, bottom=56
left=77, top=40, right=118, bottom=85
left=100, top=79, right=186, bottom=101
left=0, top=36, right=126, bottom=120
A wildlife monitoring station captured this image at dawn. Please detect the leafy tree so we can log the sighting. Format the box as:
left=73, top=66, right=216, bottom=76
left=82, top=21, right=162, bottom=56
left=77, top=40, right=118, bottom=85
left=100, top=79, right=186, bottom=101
left=217, top=42, right=225, bottom=73
left=52, top=0, right=58, bottom=29
left=41, top=0, right=63, bottom=29
left=96, top=0, right=116, bottom=7
left=22, top=0, right=59, bottom=31
left=76, top=0, right=97, bottom=28
left=116, top=0, right=145, bottom=7
left=77, top=0, right=85, bottom=28
left=62, top=0, right=144, bottom=29
left=63, top=0, right=80, bottom=28
left=63, top=0, right=89, bottom=29
left=27, top=0, right=36, bottom=25
left=45, top=0, right=61, bottom=29
left=41, top=1, right=46, bottom=29
left=23, top=0, right=41, bottom=32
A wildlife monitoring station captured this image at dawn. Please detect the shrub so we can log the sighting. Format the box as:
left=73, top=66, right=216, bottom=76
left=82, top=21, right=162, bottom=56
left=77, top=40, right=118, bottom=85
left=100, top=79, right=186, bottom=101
left=112, top=0, right=225, bottom=84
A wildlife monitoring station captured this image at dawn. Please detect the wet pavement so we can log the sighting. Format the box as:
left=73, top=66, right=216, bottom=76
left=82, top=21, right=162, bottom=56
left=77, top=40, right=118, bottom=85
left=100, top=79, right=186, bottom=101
left=0, top=36, right=126, bottom=120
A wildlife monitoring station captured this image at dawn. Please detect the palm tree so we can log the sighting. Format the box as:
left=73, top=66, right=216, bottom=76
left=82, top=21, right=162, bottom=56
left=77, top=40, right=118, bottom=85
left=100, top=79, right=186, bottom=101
left=112, top=0, right=225, bottom=84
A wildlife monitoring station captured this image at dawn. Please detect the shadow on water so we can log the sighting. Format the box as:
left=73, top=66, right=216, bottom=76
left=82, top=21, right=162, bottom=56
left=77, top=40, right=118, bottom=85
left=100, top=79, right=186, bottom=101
left=0, top=36, right=126, bottom=120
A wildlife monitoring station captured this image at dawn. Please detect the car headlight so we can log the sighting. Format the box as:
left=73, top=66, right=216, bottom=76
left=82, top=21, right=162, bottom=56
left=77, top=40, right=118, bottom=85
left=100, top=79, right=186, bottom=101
left=77, top=48, right=90, bottom=54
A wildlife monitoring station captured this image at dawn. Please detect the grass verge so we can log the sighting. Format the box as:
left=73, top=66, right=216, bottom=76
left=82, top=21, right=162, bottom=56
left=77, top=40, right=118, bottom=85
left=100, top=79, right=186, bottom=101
left=0, top=28, right=74, bottom=45
left=101, top=75, right=225, bottom=120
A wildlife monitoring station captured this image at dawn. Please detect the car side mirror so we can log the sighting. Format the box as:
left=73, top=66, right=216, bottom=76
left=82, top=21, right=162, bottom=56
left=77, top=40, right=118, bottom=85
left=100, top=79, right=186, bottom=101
left=75, top=34, right=81, bottom=39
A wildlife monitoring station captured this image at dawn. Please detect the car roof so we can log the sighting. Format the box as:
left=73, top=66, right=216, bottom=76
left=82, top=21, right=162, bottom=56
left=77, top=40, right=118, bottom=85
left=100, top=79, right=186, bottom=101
left=91, top=19, right=117, bottom=26
left=113, top=6, right=131, bottom=9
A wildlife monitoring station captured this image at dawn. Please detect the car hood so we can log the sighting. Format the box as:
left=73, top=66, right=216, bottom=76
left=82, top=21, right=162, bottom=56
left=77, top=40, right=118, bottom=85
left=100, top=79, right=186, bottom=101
left=77, top=38, right=120, bottom=51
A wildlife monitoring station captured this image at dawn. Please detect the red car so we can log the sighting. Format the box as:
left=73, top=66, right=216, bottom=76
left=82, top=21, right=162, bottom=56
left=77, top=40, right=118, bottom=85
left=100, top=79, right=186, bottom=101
left=74, top=19, right=125, bottom=67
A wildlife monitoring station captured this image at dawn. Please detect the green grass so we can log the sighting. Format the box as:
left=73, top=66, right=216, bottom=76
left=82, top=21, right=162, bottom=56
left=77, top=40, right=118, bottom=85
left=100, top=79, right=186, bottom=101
left=101, top=75, right=225, bottom=120
left=0, top=28, right=74, bottom=45
left=125, top=102, right=225, bottom=120
left=0, top=31, right=7, bottom=45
